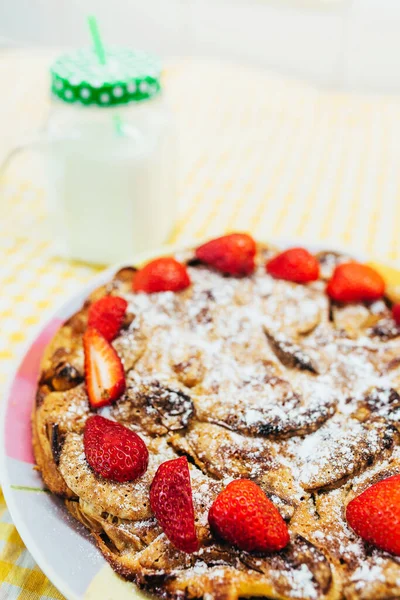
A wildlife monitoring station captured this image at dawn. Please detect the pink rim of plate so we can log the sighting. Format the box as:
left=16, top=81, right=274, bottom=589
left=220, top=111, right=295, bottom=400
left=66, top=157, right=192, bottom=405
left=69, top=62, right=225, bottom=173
left=5, top=318, right=64, bottom=464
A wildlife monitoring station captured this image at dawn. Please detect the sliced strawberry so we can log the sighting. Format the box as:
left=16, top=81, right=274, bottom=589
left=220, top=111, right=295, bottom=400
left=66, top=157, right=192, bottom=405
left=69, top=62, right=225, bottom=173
left=133, top=257, right=191, bottom=293
left=208, top=479, right=289, bottom=553
left=346, top=474, right=400, bottom=555
left=88, top=296, right=128, bottom=342
left=266, top=247, right=319, bottom=283
left=150, top=456, right=199, bottom=553
left=327, top=262, right=385, bottom=303
left=84, top=415, right=148, bottom=482
left=195, top=233, right=256, bottom=276
left=83, top=327, right=125, bottom=408
left=393, top=303, right=400, bottom=326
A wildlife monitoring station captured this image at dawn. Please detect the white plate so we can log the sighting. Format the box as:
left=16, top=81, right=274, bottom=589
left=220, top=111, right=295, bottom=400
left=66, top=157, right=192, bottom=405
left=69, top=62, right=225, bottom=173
left=0, top=239, right=368, bottom=599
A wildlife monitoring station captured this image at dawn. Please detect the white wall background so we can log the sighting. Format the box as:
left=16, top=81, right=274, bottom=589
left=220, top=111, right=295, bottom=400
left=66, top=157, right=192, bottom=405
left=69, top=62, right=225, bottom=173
left=1, top=0, right=400, bottom=92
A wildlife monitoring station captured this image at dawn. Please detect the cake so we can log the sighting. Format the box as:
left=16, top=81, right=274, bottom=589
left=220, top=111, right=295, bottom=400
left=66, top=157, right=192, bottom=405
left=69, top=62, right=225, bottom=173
left=32, top=234, right=400, bottom=600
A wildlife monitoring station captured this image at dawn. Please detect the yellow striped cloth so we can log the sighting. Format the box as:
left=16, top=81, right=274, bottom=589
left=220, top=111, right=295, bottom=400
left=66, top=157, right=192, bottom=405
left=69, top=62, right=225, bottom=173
left=1, top=51, right=400, bottom=598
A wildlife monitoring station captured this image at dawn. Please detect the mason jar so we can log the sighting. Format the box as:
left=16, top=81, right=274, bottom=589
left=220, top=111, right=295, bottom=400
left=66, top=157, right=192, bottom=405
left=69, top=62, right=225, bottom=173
left=33, top=48, right=177, bottom=264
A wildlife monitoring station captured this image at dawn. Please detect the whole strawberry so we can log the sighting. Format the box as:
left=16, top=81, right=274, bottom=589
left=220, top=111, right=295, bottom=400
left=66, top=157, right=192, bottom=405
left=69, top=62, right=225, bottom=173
left=346, top=474, right=400, bottom=555
left=327, top=262, right=385, bottom=303
left=208, top=479, right=289, bottom=553
left=84, top=415, right=149, bottom=483
left=133, top=257, right=191, bottom=293
left=266, top=247, right=319, bottom=283
left=150, top=456, right=199, bottom=553
left=195, top=233, right=256, bottom=276
left=88, top=295, right=128, bottom=342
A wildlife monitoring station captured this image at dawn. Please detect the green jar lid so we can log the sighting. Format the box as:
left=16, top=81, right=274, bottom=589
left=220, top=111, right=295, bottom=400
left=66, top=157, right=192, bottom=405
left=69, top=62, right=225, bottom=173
left=50, top=48, right=161, bottom=107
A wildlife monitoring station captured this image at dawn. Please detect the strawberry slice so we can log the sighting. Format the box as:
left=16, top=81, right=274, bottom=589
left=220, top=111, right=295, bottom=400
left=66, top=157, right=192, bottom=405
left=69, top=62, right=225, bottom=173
left=266, top=247, right=319, bottom=283
left=83, top=327, right=125, bottom=408
left=88, top=296, right=128, bottom=342
left=84, top=415, right=148, bottom=482
left=133, top=257, right=191, bottom=293
left=393, top=303, right=400, bottom=326
left=346, top=474, right=400, bottom=555
left=150, top=456, right=199, bottom=553
left=195, top=233, right=256, bottom=276
left=327, top=262, right=385, bottom=303
left=208, top=479, right=289, bottom=553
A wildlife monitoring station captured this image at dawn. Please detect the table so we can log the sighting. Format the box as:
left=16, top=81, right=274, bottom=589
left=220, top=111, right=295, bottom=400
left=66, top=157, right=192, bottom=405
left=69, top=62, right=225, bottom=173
left=1, top=49, right=400, bottom=599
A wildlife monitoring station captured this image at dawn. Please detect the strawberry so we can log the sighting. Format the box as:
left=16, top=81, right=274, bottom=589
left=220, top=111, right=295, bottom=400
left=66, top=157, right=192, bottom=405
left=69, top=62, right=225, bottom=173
left=133, top=257, right=191, bottom=293
left=88, top=296, right=128, bottom=342
left=346, top=474, right=400, bottom=555
left=195, top=233, right=256, bottom=276
left=150, top=456, right=199, bottom=553
left=327, top=262, right=385, bottom=303
left=84, top=415, right=148, bottom=482
left=208, top=479, right=289, bottom=553
left=83, top=327, right=125, bottom=408
left=266, top=247, right=319, bottom=283
left=393, top=303, right=400, bottom=326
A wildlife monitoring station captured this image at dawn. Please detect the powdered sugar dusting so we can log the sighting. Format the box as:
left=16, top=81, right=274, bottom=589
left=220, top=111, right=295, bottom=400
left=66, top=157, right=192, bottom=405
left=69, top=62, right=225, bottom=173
left=284, top=564, right=318, bottom=599
left=351, top=559, right=386, bottom=590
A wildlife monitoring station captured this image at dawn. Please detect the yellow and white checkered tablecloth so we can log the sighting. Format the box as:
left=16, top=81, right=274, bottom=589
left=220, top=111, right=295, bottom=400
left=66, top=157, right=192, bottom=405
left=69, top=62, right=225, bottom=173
left=1, top=50, right=400, bottom=598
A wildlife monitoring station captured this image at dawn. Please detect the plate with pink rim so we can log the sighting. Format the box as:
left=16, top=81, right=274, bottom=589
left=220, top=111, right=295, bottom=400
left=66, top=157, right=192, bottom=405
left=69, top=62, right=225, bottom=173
left=0, top=238, right=396, bottom=600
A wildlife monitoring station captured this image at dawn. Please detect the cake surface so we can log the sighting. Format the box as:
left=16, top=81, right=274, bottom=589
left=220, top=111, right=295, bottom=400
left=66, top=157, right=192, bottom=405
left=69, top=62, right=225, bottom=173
left=33, top=241, right=400, bottom=600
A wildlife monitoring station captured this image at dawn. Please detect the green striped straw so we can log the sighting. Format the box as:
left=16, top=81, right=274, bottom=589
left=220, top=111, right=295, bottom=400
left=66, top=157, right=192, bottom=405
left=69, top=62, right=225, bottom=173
left=87, top=15, right=106, bottom=65
left=87, top=15, right=124, bottom=136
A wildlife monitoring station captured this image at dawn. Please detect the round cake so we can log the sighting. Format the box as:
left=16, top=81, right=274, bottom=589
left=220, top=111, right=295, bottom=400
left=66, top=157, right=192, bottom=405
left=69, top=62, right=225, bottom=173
left=33, top=235, right=400, bottom=600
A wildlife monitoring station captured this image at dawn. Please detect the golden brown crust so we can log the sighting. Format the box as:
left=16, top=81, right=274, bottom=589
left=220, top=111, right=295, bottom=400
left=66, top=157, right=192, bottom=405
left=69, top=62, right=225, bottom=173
left=32, top=244, right=400, bottom=599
